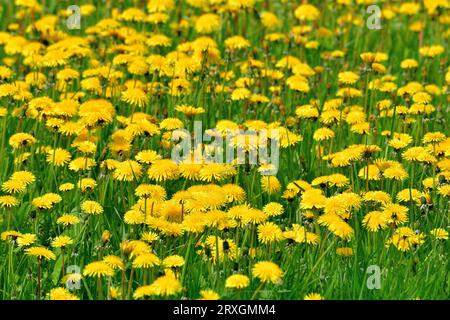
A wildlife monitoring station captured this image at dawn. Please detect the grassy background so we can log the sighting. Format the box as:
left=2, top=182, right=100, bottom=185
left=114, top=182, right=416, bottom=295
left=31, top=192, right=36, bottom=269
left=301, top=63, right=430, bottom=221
left=0, top=0, right=448, bottom=299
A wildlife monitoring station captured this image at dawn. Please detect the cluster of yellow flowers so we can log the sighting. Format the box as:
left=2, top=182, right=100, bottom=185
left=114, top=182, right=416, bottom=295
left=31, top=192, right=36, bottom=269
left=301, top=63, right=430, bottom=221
left=0, top=0, right=449, bottom=300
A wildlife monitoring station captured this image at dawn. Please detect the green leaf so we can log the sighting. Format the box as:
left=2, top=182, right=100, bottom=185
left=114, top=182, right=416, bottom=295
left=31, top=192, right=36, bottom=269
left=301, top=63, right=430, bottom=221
left=52, top=255, right=63, bottom=286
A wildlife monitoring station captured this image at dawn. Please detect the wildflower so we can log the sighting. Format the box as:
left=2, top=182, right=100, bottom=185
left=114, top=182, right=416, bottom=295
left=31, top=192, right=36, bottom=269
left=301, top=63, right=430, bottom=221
left=198, top=290, right=220, bottom=300
left=252, top=261, right=283, bottom=284
left=318, top=214, right=354, bottom=240
left=195, top=14, right=220, bottom=34
left=133, top=285, right=157, bottom=299
left=109, top=287, right=121, bottom=299
left=383, top=166, right=408, bottom=181
left=260, top=12, right=280, bottom=29
left=101, top=231, right=111, bottom=244
left=300, top=189, right=326, bottom=210
left=438, top=185, right=450, bottom=197
left=397, top=189, right=423, bottom=204
left=362, top=211, right=388, bottom=232
left=336, top=247, right=353, bottom=256
left=141, top=231, right=159, bottom=243
left=124, top=209, right=145, bottom=225
left=257, top=222, right=283, bottom=244
left=358, top=165, right=381, bottom=181
left=225, top=274, right=250, bottom=289
left=419, top=45, right=445, bottom=57
left=51, top=236, right=73, bottom=248
left=175, top=105, right=205, bottom=117
left=122, top=87, right=148, bottom=108
left=10, top=171, right=35, bottom=185
left=222, top=184, right=246, bottom=203
left=46, top=148, right=71, bottom=166
left=26, top=247, right=56, bottom=260
left=81, top=200, right=104, bottom=215
left=387, top=227, right=424, bottom=252
left=162, top=255, right=185, bottom=268
left=134, top=273, right=183, bottom=298
left=295, top=105, right=319, bottom=119
left=135, top=150, right=161, bottom=164
left=261, top=176, right=281, bottom=194
left=1, top=231, right=22, bottom=241
left=57, top=214, right=80, bottom=226
left=0, top=195, right=19, bottom=208
left=79, top=178, right=97, bottom=192
left=69, top=157, right=96, bottom=172
left=32, top=193, right=62, bottom=210
left=113, top=160, right=143, bottom=181
left=304, top=293, right=323, bottom=300
left=83, top=261, right=114, bottom=277
left=382, top=203, right=408, bottom=226
left=135, top=184, right=166, bottom=200
left=401, top=59, right=418, bottom=69
left=132, top=253, right=161, bottom=269
left=225, top=36, right=251, bottom=51
left=49, top=288, right=79, bottom=300
left=2, top=180, right=26, bottom=194
left=430, top=228, right=448, bottom=240
left=147, top=34, right=171, bottom=48
left=294, top=4, right=320, bottom=21
left=423, top=132, right=446, bottom=144
left=338, top=71, right=359, bottom=85
left=148, top=159, right=179, bottom=181
left=231, top=88, right=251, bottom=101
left=9, top=133, right=37, bottom=148
left=327, top=174, right=349, bottom=187
left=17, top=233, right=37, bottom=247
left=313, top=127, right=335, bottom=142
left=103, top=255, right=125, bottom=271
left=262, top=202, right=284, bottom=217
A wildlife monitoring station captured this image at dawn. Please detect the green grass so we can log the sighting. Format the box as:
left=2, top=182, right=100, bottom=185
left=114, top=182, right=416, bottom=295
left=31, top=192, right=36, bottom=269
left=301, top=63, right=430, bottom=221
left=0, top=0, right=448, bottom=300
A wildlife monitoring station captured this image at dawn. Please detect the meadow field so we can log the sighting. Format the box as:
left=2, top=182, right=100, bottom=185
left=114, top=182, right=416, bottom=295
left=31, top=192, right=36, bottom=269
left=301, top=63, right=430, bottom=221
left=0, top=0, right=449, bottom=300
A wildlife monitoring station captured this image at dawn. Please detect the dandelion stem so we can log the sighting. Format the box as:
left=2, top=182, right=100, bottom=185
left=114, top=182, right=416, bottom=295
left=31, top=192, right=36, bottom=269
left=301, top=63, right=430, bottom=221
left=127, top=269, right=134, bottom=299
left=180, top=234, right=194, bottom=285
left=251, top=282, right=265, bottom=300
left=37, top=258, right=41, bottom=300
left=97, top=277, right=102, bottom=300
